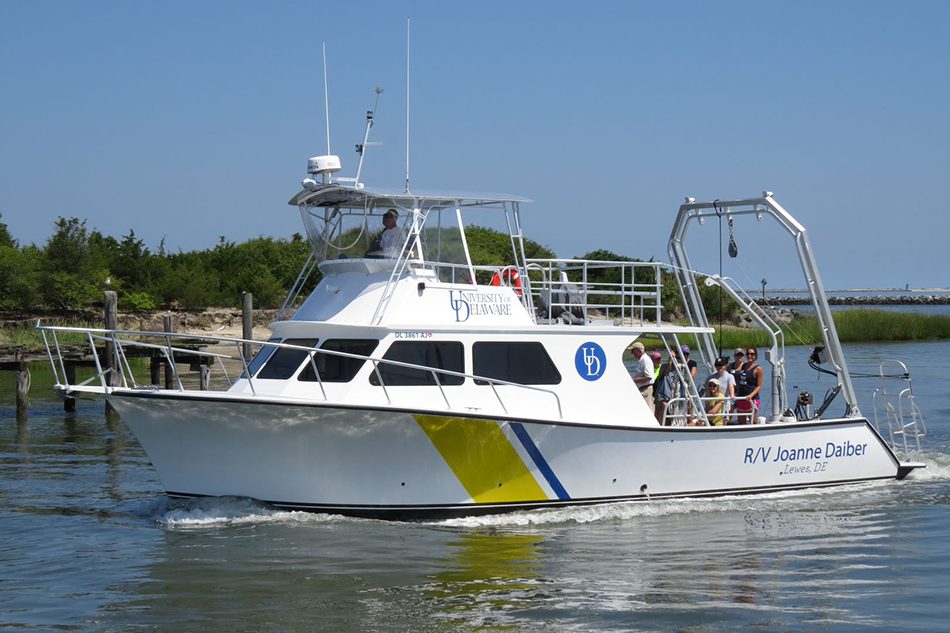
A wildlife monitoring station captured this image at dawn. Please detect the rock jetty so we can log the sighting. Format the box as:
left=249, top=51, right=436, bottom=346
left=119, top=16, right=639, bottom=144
left=767, top=295, right=950, bottom=306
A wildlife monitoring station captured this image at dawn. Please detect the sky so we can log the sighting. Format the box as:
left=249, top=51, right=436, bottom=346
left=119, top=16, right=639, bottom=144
left=1, top=1, right=948, bottom=291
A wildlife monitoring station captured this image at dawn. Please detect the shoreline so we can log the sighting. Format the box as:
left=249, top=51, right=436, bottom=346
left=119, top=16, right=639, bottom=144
left=763, top=295, right=950, bottom=306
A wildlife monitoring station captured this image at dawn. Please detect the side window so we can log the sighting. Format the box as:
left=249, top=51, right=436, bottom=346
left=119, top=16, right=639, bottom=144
left=298, top=339, right=379, bottom=383
left=243, top=337, right=281, bottom=378
left=256, top=338, right=318, bottom=380
left=370, top=341, right=464, bottom=386
left=473, top=342, right=561, bottom=385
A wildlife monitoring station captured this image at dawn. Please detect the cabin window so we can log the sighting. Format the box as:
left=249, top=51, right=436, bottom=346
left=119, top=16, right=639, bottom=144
left=256, top=338, right=318, bottom=380
left=370, top=341, right=464, bottom=386
left=473, top=342, right=561, bottom=385
left=298, top=339, right=379, bottom=383
left=242, top=337, right=281, bottom=378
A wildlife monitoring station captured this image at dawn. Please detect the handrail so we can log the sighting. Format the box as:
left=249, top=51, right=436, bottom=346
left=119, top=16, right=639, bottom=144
left=35, top=324, right=564, bottom=420
left=525, top=258, right=663, bottom=325
left=664, top=395, right=756, bottom=427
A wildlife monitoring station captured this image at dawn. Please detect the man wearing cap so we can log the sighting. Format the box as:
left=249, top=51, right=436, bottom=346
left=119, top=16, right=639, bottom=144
left=378, top=208, right=409, bottom=258
left=629, top=342, right=655, bottom=411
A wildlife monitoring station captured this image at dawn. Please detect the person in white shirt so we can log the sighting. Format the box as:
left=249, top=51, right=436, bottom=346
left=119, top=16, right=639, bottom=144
left=378, top=208, right=408, bottom=258
left=629, top=341, right=655, bottom=411
left=706, top=356, right=736, bottom=422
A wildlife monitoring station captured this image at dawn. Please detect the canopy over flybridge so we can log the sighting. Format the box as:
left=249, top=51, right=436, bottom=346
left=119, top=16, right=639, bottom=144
left=289, top=183, right=531, bottom=209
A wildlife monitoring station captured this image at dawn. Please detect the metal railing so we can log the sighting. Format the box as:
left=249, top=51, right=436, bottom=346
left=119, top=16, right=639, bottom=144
left=662, top=395, right=758, bottom=427
left=525, top=259, right=663, bottom=325
left=36, top=324, right=564, bottom=420
left=871, top=360, right=926, bottom=462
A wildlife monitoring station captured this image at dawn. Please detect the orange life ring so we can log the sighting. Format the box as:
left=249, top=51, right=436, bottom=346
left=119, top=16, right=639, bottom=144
left=490, top=266, right=523, bottom=295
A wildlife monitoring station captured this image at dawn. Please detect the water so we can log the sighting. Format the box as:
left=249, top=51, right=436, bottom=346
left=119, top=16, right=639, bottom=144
left=2, top=341, right=949, bottom=632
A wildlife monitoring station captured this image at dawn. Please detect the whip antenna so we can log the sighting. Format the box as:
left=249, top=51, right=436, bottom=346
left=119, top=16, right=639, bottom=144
left=323, top=42, right=331, bottom=155
left=405, top=17, right=411, bottom=193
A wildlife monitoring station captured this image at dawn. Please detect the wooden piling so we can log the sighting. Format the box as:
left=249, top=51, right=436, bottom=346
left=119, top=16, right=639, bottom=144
left=150, top=356, right=161, bottom=386
left=104, top=290, right=118, bottom=388
left=199, top=364, right=211, bottom=390
left=242, top=292, right=253, bottom=360
left=16, top=358, right=30, bottom=418
left=163, top=314, right=176, bottom=389
left=104, top=290, right=118, bottom=415
left=64, top=363, right=76, bottom=413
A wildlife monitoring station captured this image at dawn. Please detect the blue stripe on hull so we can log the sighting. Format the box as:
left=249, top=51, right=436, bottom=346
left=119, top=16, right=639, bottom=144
left=510, top=422, right=571, bottom=500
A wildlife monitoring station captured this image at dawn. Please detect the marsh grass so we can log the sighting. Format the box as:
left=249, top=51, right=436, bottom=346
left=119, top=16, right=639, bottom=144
left=0, top=323, right=93, bottom=353
left=711, top=310, right=950, bottom=351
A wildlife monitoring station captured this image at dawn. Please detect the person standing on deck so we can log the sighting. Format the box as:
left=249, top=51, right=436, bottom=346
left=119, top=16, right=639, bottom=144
left=706, top=356, right=736, bottom=420
left=629, top=342, right=655, bottom=412
left=729, top=348, right=744, bottom=374
left=681, top=345, right=698, bottom=380
left=734, top=348, right=764, bottom=424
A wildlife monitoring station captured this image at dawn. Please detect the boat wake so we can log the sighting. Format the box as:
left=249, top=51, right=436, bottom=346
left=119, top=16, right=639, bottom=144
left=434, top=481, right=899, bottom=529
left=905, top=451, right=950, bottom=481
left=133, top=460, right=947, bottom=531
left=151, top=496, right=350, bottom=529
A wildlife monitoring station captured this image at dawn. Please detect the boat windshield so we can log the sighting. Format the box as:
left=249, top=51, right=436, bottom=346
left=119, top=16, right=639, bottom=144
left=291, top=184, right=531, bottom=279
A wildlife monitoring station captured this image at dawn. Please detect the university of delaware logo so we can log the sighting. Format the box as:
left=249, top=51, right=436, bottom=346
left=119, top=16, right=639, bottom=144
left=575, top=342, right=606, bottom=381
left=449, top=290, right=471, bottom=322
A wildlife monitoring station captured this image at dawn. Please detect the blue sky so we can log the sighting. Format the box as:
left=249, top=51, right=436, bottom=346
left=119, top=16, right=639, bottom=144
left=1, top=1, right=948, bottom=290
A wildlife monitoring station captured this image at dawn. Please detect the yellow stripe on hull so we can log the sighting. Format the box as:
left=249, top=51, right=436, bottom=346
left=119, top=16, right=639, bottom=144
left=415, top=415, right=547, bottom=503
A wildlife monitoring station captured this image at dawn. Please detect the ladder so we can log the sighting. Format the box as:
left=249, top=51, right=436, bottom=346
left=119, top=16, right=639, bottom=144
left=872, top=360, right=926, bottom=462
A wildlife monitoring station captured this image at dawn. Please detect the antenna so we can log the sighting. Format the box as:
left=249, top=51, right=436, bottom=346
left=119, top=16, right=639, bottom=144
left=405, top=17, right=411, bottom=193
left=322, top=42, right=331, bottom=155
left=354, top=87, right=384, bottom=186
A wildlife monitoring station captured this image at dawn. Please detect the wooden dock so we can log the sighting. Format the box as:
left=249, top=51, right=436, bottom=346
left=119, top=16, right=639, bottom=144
left=1, top=291, right=257, bottom=417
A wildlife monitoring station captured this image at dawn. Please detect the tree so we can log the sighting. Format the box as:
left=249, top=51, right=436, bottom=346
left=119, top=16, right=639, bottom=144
left=0, top=244, right=42, bottom=310
left=0, top=213, right=15, bottom=248
left=42, top=217, right=110, bottom=309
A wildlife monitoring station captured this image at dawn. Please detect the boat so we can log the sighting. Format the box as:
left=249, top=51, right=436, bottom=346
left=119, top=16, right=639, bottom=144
left=37, top=111, right=927, bottom=520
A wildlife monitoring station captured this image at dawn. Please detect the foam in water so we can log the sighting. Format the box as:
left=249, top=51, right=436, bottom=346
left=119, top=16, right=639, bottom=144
left=155, top=496, right=349, bottom=529
left=139, top=459, right=947, bottom=531
left=435, top=482, right=896, bottom=529
left=905, top=451, right=950, bottom=481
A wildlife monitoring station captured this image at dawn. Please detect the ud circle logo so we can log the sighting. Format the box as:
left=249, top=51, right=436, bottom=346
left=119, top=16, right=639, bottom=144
left=575, top=342, right=606, bottom=381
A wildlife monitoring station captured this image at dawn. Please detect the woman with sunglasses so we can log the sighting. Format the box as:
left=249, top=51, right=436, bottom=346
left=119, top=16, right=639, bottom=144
left=734, top=347, right=764, bottom=424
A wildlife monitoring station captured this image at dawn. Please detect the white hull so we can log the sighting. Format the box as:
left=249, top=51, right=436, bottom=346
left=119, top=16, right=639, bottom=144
left=110, top=392, right=905, bottom=519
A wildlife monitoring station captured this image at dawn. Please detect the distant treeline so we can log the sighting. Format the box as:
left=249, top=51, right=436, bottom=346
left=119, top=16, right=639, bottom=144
left=0, top=214, right=745, bottom=319
left=0, top=215, right=313, bottom=311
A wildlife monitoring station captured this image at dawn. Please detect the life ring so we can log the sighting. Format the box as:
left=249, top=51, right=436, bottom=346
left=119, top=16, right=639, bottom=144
left=490, top=266, right=523, bottom=295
